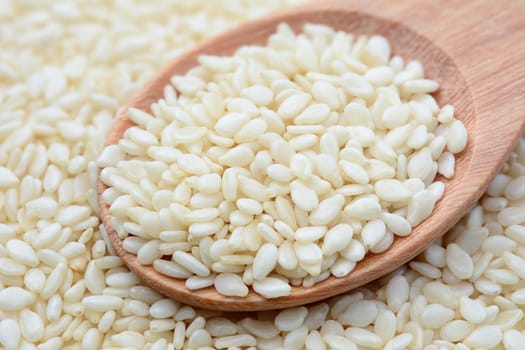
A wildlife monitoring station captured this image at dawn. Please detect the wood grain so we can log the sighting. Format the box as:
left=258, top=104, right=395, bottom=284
left=98, top=0, right=525, bottom=311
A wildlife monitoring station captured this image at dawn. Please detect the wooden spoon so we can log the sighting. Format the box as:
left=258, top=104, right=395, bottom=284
left=98, top=0, right=525, bottom=311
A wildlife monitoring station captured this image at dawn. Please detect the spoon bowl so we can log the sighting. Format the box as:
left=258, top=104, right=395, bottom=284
left=98, top=0, right=525, bottom=311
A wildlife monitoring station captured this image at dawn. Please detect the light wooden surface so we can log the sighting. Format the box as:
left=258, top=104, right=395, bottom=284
left=98, top=0, right=525, bottom=311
